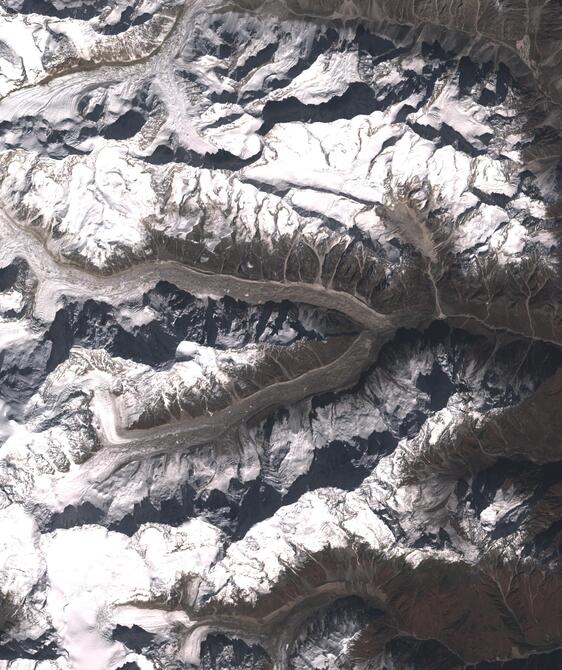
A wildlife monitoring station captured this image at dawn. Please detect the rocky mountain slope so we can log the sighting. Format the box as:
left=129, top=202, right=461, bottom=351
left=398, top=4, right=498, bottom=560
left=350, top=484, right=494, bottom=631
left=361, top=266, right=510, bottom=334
left=0, top=0, right=561, bottom=668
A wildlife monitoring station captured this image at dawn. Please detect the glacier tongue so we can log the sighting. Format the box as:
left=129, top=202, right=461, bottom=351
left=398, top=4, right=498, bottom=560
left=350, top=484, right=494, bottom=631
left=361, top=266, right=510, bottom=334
left=0, top=0, right=561, bottom=668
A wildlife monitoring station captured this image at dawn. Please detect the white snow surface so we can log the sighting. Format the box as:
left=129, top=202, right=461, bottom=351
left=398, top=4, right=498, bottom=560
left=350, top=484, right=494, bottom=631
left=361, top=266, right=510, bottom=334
left=0, top=2, right=559, bottom=667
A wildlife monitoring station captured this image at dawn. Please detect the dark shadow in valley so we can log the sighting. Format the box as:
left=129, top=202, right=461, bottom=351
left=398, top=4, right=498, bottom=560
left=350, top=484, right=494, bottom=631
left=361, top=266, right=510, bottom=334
left=44, top=322, right=562, bottom=542
left=45, top=282, right=334, bottom=373
left=0, top=633, right=58, bottom=661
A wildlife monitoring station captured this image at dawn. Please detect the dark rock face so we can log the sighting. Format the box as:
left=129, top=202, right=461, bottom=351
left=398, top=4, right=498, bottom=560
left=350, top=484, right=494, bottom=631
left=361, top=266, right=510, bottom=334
left=199, top=634, right=271, bottom=670
left=44, top=320, right=562, bottom=538
left=112, top=624, right=157, bottom=654
left=289, top=597, right=384, bottom=668
left=0, top=0, right=159, bottom=33
left=0, top=1, right=561, bottom=669
left=470, top=649, right=562, bottom=669
left=0, top=632, right=59, bottom=661
left=0, top=0, right=108, bottom=20
left=45, top=282, right=337, bottom=371
left=0, top=281, right=342, bottom=424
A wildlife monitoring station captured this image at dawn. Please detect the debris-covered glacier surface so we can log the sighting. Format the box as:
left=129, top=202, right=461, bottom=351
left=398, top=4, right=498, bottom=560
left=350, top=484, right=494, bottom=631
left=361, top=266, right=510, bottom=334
left=0, top=0, right=562, bottom=668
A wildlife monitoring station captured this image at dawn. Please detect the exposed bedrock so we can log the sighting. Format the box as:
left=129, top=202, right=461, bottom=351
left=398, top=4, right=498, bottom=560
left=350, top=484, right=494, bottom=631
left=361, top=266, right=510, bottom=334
left=0, top=1, right=561, bottom=669
left=34, top=321, right=562, bottom=541
left=232, top=0, right=562, bottom=118
left=186, top=543, right=562, bottom=667
left=0, top=1, right=560, bottom=346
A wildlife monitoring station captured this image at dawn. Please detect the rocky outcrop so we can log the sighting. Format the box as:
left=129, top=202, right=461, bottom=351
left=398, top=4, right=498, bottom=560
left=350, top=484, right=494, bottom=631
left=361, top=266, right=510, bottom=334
left=0, top=1, right=561, bottom=669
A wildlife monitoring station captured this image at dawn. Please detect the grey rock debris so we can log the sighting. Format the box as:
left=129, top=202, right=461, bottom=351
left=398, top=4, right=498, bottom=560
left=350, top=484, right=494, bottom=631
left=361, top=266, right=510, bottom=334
left=0, top=1, right=561, bottom=668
